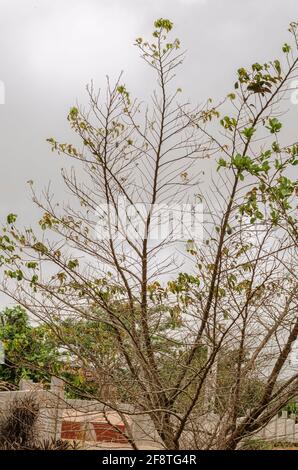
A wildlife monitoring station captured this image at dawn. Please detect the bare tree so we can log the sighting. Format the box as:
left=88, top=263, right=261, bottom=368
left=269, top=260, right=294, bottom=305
left=0, top=19, right=297, bottom=449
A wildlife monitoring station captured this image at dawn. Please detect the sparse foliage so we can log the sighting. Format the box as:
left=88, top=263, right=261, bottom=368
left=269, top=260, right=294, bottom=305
left=0, top=19, right=297, bottom=449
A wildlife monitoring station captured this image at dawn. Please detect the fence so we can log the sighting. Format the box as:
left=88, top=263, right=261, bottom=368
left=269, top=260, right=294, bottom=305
left=256, top=411, right=298, bottom=443
left=0, top=378, right=297, bottom=447
left=0, top=377, right=65, bottom=443
left=0, top=377, right=162, bottom=449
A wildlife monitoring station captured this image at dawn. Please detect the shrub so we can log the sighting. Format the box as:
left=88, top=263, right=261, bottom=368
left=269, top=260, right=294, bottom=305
left=0, top=394, right=39, bottom=449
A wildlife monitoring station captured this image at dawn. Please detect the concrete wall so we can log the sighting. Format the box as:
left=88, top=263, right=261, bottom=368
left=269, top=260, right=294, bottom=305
left=0, top=378, right=297, bottom=446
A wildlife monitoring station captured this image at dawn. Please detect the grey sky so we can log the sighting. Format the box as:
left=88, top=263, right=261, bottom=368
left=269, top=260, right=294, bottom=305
left=0, top=0, right=298, bottom=307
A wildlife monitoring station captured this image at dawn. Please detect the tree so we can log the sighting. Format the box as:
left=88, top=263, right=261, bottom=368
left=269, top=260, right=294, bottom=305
left=0, top=19, right=297, bottom=449
left=0, top=306, right=61, bottom=386
left=0, top=306, right=118, bottom=398
left=215, top=348, right=265, bottom=417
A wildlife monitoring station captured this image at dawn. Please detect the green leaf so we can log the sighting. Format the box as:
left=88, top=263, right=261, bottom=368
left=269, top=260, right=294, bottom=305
left=242, top=127, right=256, bottom=139
left=7, top=214, right=17, bottom=225
left=69, top=107, right=79, bottom=121
left=282, top=43, right=291, bottom=53
left=26, top=262, right=38, bottom=269
left=217, top=158, right=227, bottom=171
left=274, top=59, right=282, bottom=76
left=265, top=118, right=282, bottom=134
left=67, top=259, right=79, bottom=270
left=32, top=242, right=48, bottom=254
left=154, top=18, right=173, bottom=33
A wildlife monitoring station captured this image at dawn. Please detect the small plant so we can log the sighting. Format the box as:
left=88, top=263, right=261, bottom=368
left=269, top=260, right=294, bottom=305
left=285, top=402, right=298, bottom=421
left=0, top=396, right=80, bottom=450
left=271, top=440, right=298, bottom=449
left=240, top=438, right=273, bottom=450
left=36, top=438, right=80, bottom=450
left=0, top=394, right=39, bottom=449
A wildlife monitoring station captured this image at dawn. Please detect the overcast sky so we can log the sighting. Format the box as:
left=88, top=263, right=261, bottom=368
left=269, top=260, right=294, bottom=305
left=0, top=0, right=298, bottom=307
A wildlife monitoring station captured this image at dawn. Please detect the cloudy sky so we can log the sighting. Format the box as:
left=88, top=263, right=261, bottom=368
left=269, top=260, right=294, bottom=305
left=0, top=0, right=298, bottom=306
